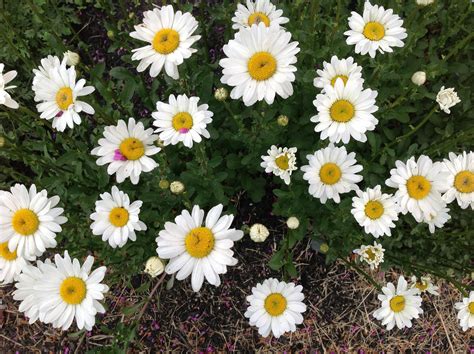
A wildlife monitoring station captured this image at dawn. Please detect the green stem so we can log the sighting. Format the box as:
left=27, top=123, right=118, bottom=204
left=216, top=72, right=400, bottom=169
left=339, top=256, right=382, bottom=291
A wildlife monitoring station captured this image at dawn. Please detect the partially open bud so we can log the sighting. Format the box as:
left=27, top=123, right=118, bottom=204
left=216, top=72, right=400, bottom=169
left=214, top=87, right=229, bottom=102
left=63, top=51, right=80, bottom=66
left=144, top=256, right=165, bottom=277
left=170, top=181, right=185, bottom=194
left=286, top=216, right=300, bottom=229
left=411, top=71, right=426, bottom=86
left=277, top=115, right=289, bottom=126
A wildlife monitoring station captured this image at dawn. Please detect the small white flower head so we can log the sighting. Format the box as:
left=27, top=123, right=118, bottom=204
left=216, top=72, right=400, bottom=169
left=455, top=291, right=474, bottom=332
left=245, top=278, right=306, bottom=338
left=351, top=185, right=399, bottom=238
left=441, top=151, right=474, bottom=209
left=277, top=114, right=289, bottom=126
left=0, top=242, right=31, bottom=284
left=170, top=181, right=185, bottom=194
left=91, top=118, right=160, bottom=185
left=416, top=0, right=435, bottom=5
left=63, top=51, right=80, bottom=66
left=249, top=223, right=269, bottom=242
left=373, top=275, right=423, bottom=330
left=152, top=94, right=213, bottom=148
left=144, top=256, right=165, bottom=277
left=286, top=216, right=300, bottom=230
left=214, top=87, right=228, bottom=101
left=313, top=56, right=364, bottom=92
left=410, top=275, right=439, bottom=296
left=90, top=186, right=147, bottom=248
left=232, top=0, right=289, bottom=30
left=301, top=144, right=363, bottom=204
left=0, top=63, right=19, bottom=109
left=436, top=86, right=461, bottom=114
left=411, top=71, right=426, bottom=86
left=261, top=145, right=297, bottom=185
left=423, top=204, right=451, bottom=234
left=353, top=241, right=385, bottom=269
left=344, top=1, right=407, bottom=58
left=130, top=5, right=201, bottom=79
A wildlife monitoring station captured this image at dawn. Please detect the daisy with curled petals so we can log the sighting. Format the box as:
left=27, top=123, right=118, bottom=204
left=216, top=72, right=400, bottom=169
left=32, top=55, right=61, bottom=82
left=152, top=94, right=213, bottom=148
left=90, top=186, right=147, bottom=248
left=351, top=185, right=399, bottom=238
left=219, top=22, right=300, bottom=106
left=244, top=278, right=306, bottom=338
left=423, top=204, right=451, bottom=234
left=344, top=1, right=407, bottom=58
left=385, top=155, right=446, bottom=222
left=232, top=0, right=289, bottom=30
left=0, top=184, right=67, bottom=259
left=301, top=144, right=363, bottom=204
left=455, top=291, right=474, bottom=332
left=0, top=63, right=19, bottom=109
left=353, top=241, right=385, bottom=270
left=313, top=56, right=364, bottom=92
left=0, top=242, right=30, bottom=284
left=441, top=151, right=474, bottom=209
left=373, top=275, right=423, bottom=330
left=311, top=77, right=378, bottom=144
left=260, top=145, right=297, bottom=185
left=156, top=204, right=243, bottom=292
left=410, top=276, right=439, bottom=296
left=91, top=118, right=160, bottom=185
left=130, top=5, right=200, bottom=79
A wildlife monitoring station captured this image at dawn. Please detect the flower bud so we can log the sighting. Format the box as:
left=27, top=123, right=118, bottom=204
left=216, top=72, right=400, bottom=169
left=277, top=114, right=289, bottom=126
left=128, top=12, right=135, bottom=19
left=416, top=0, right=434, bottom=5
left=107, top=30, right=115, bottom=39
left=144, top=256, right=165, bottom=277
left=249, top=223, right=269, bottom=242
left=214, top=87, right=228, bottom=102
left=286, top=216, right=300, bottom=229
left=436, top=86, right=461, bottom=114
left=319, top=242, right=329, bottom=254
left=155, top=139, right=165, bottom=148
left=411, top=71, right=426, bottom=86
left=159, top=180, right=170, bottom=189
left=170, top=181, right=185, bottom=194
left=0, top=137, right=5, bottom=148
left=63, top=51, right=80, bottom=66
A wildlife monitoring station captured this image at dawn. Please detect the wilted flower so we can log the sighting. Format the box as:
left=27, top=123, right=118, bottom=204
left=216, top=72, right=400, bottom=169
left=286, top=216, right=300, bottom=229
left=214, top=87, right=228, bottom=101
left=436, top=86, right=461, bottom=114
left=170, top=181, right=185, bottom=194
left=249, top=223, right=269, bottom=242
left=144, top=256, right=165, bottom=277
left=411, top=71, right=426, bottom=86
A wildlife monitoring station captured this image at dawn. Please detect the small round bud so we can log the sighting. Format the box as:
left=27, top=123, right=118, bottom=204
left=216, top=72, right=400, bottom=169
left=249, top=223, right=269, bottom=243
left=214, top=87, right=228, bottom=102
left=242, top=224, right=250, bottom=234
left=170, top=181, right=185, bottom=194
left=63, top=51, right=80, bottom=66
left=107, top=30, right=115, bottom=39
left=411, top=71, right=426, bottom=86
left=159, top=180, right=170, bottom=189
left=0, top=137, right=5, bottom=148
left=128, top=12, right=135, bottom=19
left=277, top=114, right=289, bottom=126
left=144, top=256, right=165, bottom=277
left=319, top=243, right=329, bottom=254
left=286, top=216, right=300, bottom=229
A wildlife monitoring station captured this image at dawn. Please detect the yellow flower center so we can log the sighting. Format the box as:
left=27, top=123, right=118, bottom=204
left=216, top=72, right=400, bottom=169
left=319, top=162, right=342, bottom=185
left=55, top=87, right=74, bottom=111
left=109, top=207, right=129, bottom=227
left=264, top=293, right=287, bottom=316
left=248, top=12, right=270, bottom=27
left=415, top=281, right=428, bottom=292
left=119, top=138, right=145, bottom=161
left=247, top=52, right=277, bottom=81
left=363, top=21, right=385, bottom=41
left=330, top=99, right=355, bottom=123
left=468, top=301, right=474, bottom=315
left=275, top=154, right=290, bottom=170
left=365, top=248, right=376, bottom=261
left=12, top=209, right=40, bottom=236
left=330, top=74, right=349, bottom=87
left=389, top=295, right=406, bottom=313
left=152, top=28, right=180, bottom=54
left=406, top=175, right=431, bottom=200
left=454, top=170, right=474, bottom=194
left=0, top=242, right=17, bottom=261
left=364, top=200, right=384, bottom=220
left=185, top=227, right=215, bottom=258
left=172, top=112, right=194, bottom=132
left=59, top=276, right=87, bottom=305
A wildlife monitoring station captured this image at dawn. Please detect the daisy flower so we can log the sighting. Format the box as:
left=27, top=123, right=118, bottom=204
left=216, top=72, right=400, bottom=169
left=455, top=291, right=474, bottom=332
left=0, top=242, right=30, bottom=284
left=344, top=1, right=407, bottom=58
left=423, top=204, right=451, bottom=234
left=0, top=63, right=19, bottom=109
left=244, top=278, right=306, bottom=338
left=219, top=23, right=300, bottom=106
left=90, top=186, right=147, bottom=248
left=130, top=5, right=200, bottom=79
left=155, top=204, right=243, bottom=292
left=311, top=77, right=378, bottom=144
left=32, top=57, right=95, bottom=132
left=232, top=0, right=289, bottom=30
left=152, top=94, right=213, bottom=148
left=351, top=185, right=399, bottom=238
left=301, top=144, right=363, bottom=203
left=353, top=241, right=385, bottom=270
left=260, top=145, right=297, bottom=185
left=91, top=118, right=160, bottom=185
left=373, top=275, right=423, bottom=330
left=0, top=184, right=67, bottom=259
left=385, top=155, right=446, bottom=222
left=313, top=56, right=364, bottom=91
left=441, top=151, right=474, bottom=209
left=410, top=276, right=440, bottom=296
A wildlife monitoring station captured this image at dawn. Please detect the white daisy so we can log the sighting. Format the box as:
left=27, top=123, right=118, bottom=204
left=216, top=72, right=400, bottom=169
left=152, top=94, right=213, bottom=148
left=344, top=1, right=407, bottom=58
left=441, top=151, right=474, bottom=209
left=219, top=23, right=300, bottom=106
left=301, top=144, right=363, bottom=203
left=155, top=204, right=243, bottom=292
left=313, top=56, right=364, bottom=91
left=0, top=63, right=19, bottom=109
left=130, top=5, right=200, bottom=79
left=232, top=0, right=289, bottom=30
left=244, top=278, right=306, bottom=338
left=0, top=242, right=30, bottom=284
left=455, top=291, right=474, bottom=332
left=311, top=77, right=378, bottom=144
left=90, top=186, right=147, bottom=248
left=353, top=241, right=385, bottom=270
left=410, top=276, right=440, bottom=296
left=385, top=155, right=446, bottom=222
left=373, top=275, right=423, bottom=330
left=91, top=118, right=160, bottom=185
left=0, top=184, right=67, bottom=259
left=260, top=145, right=297, bottom=185
left=32, top=57, right=95, bottom=132
left=423, top=204, right=451, bottom=234
left=351, top=185, right=399, bottom=238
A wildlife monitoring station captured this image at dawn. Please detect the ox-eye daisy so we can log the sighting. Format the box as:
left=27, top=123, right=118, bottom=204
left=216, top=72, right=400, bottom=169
left=232, top=0, right=289, bottom=30
left=91, top=118, right=160, bottom=185
left=313, top=56, right=364, bottom=91
left=219, top=23, right=300, bottom=106
left=353, top=241, right=385, bottom=270
left=152, top=94, right=213, bottom=148
left=0, top=63, right=19, bottom=109
left=0, top=242, right=30, bottom=284
left=441, top=151, right=474, bottom=209
left=455, top=291, right=474, bottom=332
left=410, top=276, right=439, bottom=296
left=156, top=204, right=243, bottom=292
left=130, top=5, right=200, bottom=79
left=261, top=145, right=297, bottom=185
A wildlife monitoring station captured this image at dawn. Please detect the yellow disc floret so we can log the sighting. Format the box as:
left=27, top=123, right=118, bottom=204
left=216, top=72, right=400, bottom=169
left=12, top=209, right=40, bottom=236
left=119, top=138, right=145, bottom=161
left=454, top=170, right=474, bottom=194
left=60, top=276, right=87, bottom=305
left=185, top=227, right=215, bottom=258
left=0, top=242, right=17, bottom=261
left=330, top=75, right=349, bottom=87
left=248, top=12, right=270, bottom=27
left=363, top=22, right=385, bottom=41
left=364, top=200, right=384, bottom=220
left=275, top=154, right=290, bottom=170
left=172, top=112, right=194, bottom=132
left=319, top=163, right=342, bottom=185
left=330, top=99, right=355, bottom=123
left=152, top=28, right=180, bottom=54
left=109, top=207, right=129, bottom=227
left=55, top=87, right=74, bottom=111
left=406, top=175, right=431, bottom=200
left=247, top=52, right=277, bottom=81
left=389, top=295, right=406, bottom=313
left=264, top=293, right=287, bottom=316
